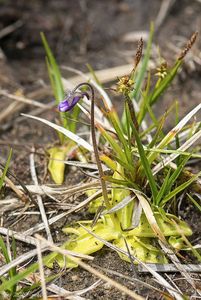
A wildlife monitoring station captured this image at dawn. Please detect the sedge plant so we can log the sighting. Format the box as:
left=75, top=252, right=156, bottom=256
left=25, top=30, right=200, bottom=268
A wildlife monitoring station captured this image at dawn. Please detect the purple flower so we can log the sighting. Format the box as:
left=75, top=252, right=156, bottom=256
left=58, top=91, right=89, bottom=112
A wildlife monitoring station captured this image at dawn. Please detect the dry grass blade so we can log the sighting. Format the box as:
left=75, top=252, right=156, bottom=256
left=30, top=152, right=53, bottom=242
left=0, top=87, right=52, bottom=125
left=0, top=90, right=48, bottom=108
left=61, top=160, right=108, bottom=171
left=138, top=264, right=201, bottom=273
left=0, top=101, right=19, bottom=124
left=131, top=189, right=167, bottom=244
left=0, top=198, right=23, bottom=213
left=0, top=169, right=27, bottom=203
left=35, top=235, right=145, bottom=300
left=158, top=241, right=197, bottom=292
left=148, top=103, right=201, bottom=163
left=102, top=195, right=135, bottom=215
left=152, top=128, right=201, bottom=175
left=0, top=248, right=48, bottom=277
left=22, top=113, right=93, bottom=152
left=23, top=188, right=102, bottom=236
left=16, top=180, right=100, bottom=196
left=62, top=64, right=132, bottom=85
left=0, top=227, right=39, bottom=246
left=51, top=180, right=101, bottom=196
left=0, top=20, right=23, bottom=39
left=36, top=239, right=48, bottom=300
left=96, top=265, right=173, bottom=299
left=122, top=31, right=148, bottom=43
left=48, top=280, right=101, bottom=298
left=16, top=184, right=66, bottom=195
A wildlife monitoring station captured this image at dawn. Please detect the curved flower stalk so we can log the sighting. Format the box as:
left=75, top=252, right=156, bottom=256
left=58, top=83, right=116, bottom=217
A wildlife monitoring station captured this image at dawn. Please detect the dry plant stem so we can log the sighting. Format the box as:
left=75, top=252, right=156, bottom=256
left=0, top=168, right=27, bottom=203
left=0, top=162, right=36, bottom=205
left=30, top=152, right=53, bottom=242
left=36, top=239, right=48, bottom=300
left=46, top=280, right=101, bottom=299
left=95, top=265, right=171, bottom=298
left=125, top=94, right=139, bottom=132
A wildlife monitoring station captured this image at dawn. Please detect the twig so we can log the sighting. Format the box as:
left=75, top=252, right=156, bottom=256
left=0, top=168, right=27, bottom=203
left=0, top=20, right=23, bottom=39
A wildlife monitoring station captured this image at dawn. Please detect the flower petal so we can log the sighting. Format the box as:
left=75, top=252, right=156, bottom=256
left=58, top=99, right=70, bottom=112
left=58, top=95, right=82, bottom=112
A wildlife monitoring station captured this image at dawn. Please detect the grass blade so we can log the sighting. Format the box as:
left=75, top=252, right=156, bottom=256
left=41, top=32, right=64, bottom=104
left=0, top=148, right=12, bottom=190
left=22, top=114, right=93, bottom=152
left=128, top=110, right=158, bottom=199
left=161, top=171, right=201, bottom=207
